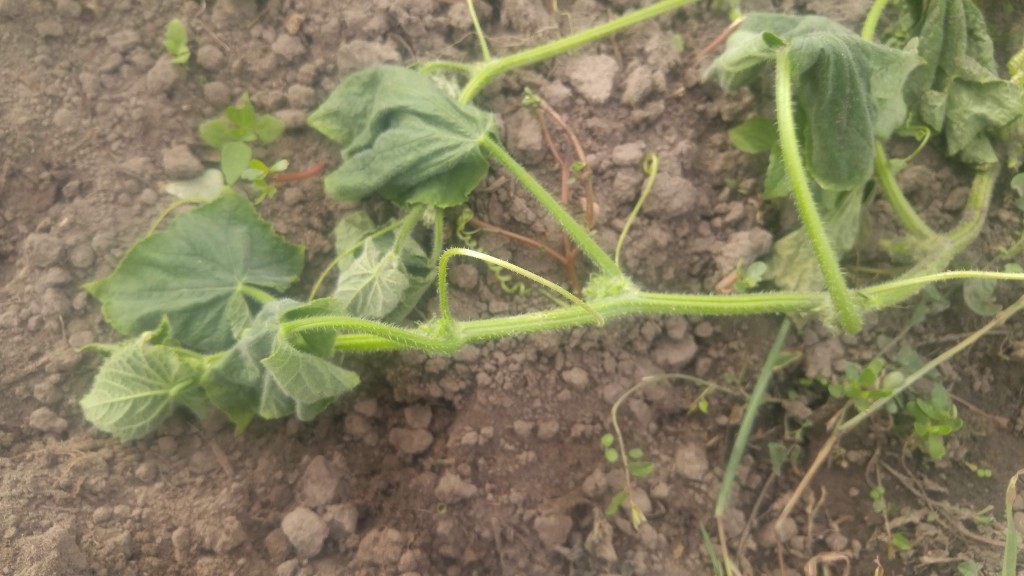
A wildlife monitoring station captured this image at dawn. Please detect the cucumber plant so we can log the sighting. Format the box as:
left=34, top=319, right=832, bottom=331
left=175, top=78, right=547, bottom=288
left=79, top=0, right=1024, bottom=440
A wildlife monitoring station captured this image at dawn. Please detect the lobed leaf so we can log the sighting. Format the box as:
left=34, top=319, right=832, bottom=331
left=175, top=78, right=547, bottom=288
left=332, top=211, right=433, bottom=321
left=81, top=339, right=202, bottom=441
left=308, top=66, right=497, bottom=207
left=200, top=299, right=359, bottom=432
left=334, top=238, right=409, bottom=320
left=85, top=192, right=304, bottom=353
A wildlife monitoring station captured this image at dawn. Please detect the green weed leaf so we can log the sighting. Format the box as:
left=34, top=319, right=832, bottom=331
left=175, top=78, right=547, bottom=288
left=308, top=66, right=497, bottom=207
left=890, top=531, right=912, bottom=551
left=199, top=119, right=239, bottom=149
left=254, top=115, right=286, bottom=144
left=221, top=142, right=252, bottom=185
left=163, top=18, right=190, bottom=64
left=199, top=93, right=284, bottom=150
left=225, top=93, right=257, bottom=132
left=81, top=339, right=202, bottom=441
left=628, top=461, right=655, bottom=478
left=201, top=299, right=359, bottom=431
left=606, top=490, right=628, bottom=516
left=85, top=192, right=304, bottom=353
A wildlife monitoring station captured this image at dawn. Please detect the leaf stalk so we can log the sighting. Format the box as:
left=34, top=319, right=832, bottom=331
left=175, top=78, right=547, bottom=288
left=774, top=49, right=862, bottom=333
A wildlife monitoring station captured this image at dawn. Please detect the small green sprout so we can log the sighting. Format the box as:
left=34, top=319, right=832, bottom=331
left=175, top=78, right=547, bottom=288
left=905, top=383, right=963, bottom=461
left=199, top=95, right=288, bottom=203
left=602, top=382, right=656, bottom=530
left=163, top=18, right=190, bottom=65
left=242, top=158, right=289, bottom=204
left=199, top=93, right=285, bottom=150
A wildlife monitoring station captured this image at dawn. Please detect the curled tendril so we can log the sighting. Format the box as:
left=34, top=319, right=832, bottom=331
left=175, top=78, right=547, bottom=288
left=455, top=208, right=528, bottom=295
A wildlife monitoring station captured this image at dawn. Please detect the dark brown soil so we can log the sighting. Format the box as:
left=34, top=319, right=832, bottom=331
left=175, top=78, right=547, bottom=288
left=2, top=1, right=1023, bottom=575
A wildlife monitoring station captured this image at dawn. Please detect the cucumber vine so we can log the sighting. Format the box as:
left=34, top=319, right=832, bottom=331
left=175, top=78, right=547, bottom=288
left=79, top=0, right=1024, bottom=445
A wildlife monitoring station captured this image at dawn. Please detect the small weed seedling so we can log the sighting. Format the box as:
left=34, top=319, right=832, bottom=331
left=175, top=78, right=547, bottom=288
left=199, top=92, right=285, bottom=149
left=194, top=94, right=289, bottom=203
left=869, top=484, right=913, bottom=554
left=601, top=381, right=656, bottom=530
left=163, top=18, right=190, bottom=65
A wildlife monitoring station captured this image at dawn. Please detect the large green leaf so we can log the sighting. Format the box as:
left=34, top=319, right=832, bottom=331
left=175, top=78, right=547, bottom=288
left=85, top=192, right=304, bottom=353
left=307, top=66, right=497, bottom=207
left=705, top=13, right=921, bottom=191
left=200, top=299, right=359, bottom=431
left=80, top=339, right=203, bottom=441
left=902, top=0, right=1023, bottom=164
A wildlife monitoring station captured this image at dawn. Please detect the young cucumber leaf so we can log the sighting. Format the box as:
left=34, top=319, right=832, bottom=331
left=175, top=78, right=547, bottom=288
left=81, top=338, right=205, bottom=441
left=334, top=238, right=409, bottom=319
left=85, top=191, right=304, bottom=353
left=332, top=211, right=433, bottom=321
left=307, top=66, right=497, bottom=207
left=903, top=0, right=1023, bottom=164
left=705, top=13, right=921, bottom=192
left=200, top=299, right=359, bottom=431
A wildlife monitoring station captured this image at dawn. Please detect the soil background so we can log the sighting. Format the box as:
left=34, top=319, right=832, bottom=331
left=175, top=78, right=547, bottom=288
left=2, top=1, right=1024, bottom=575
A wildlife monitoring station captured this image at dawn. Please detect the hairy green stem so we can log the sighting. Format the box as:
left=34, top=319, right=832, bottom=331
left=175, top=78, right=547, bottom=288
left=458, top=0, right=699, bottom=103
left=864, top=166, right=997, bottom=308
left=861, top=270, right=1024, bottom=308
left=390, top=206, right=426, bottom=257
left=775, top=49, right=862, bottom=333
left=481, top=136, right=623, bottom=279
left=874, top=142, right=937, bottom=241
left=300, top=288, right=823, bottom=353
